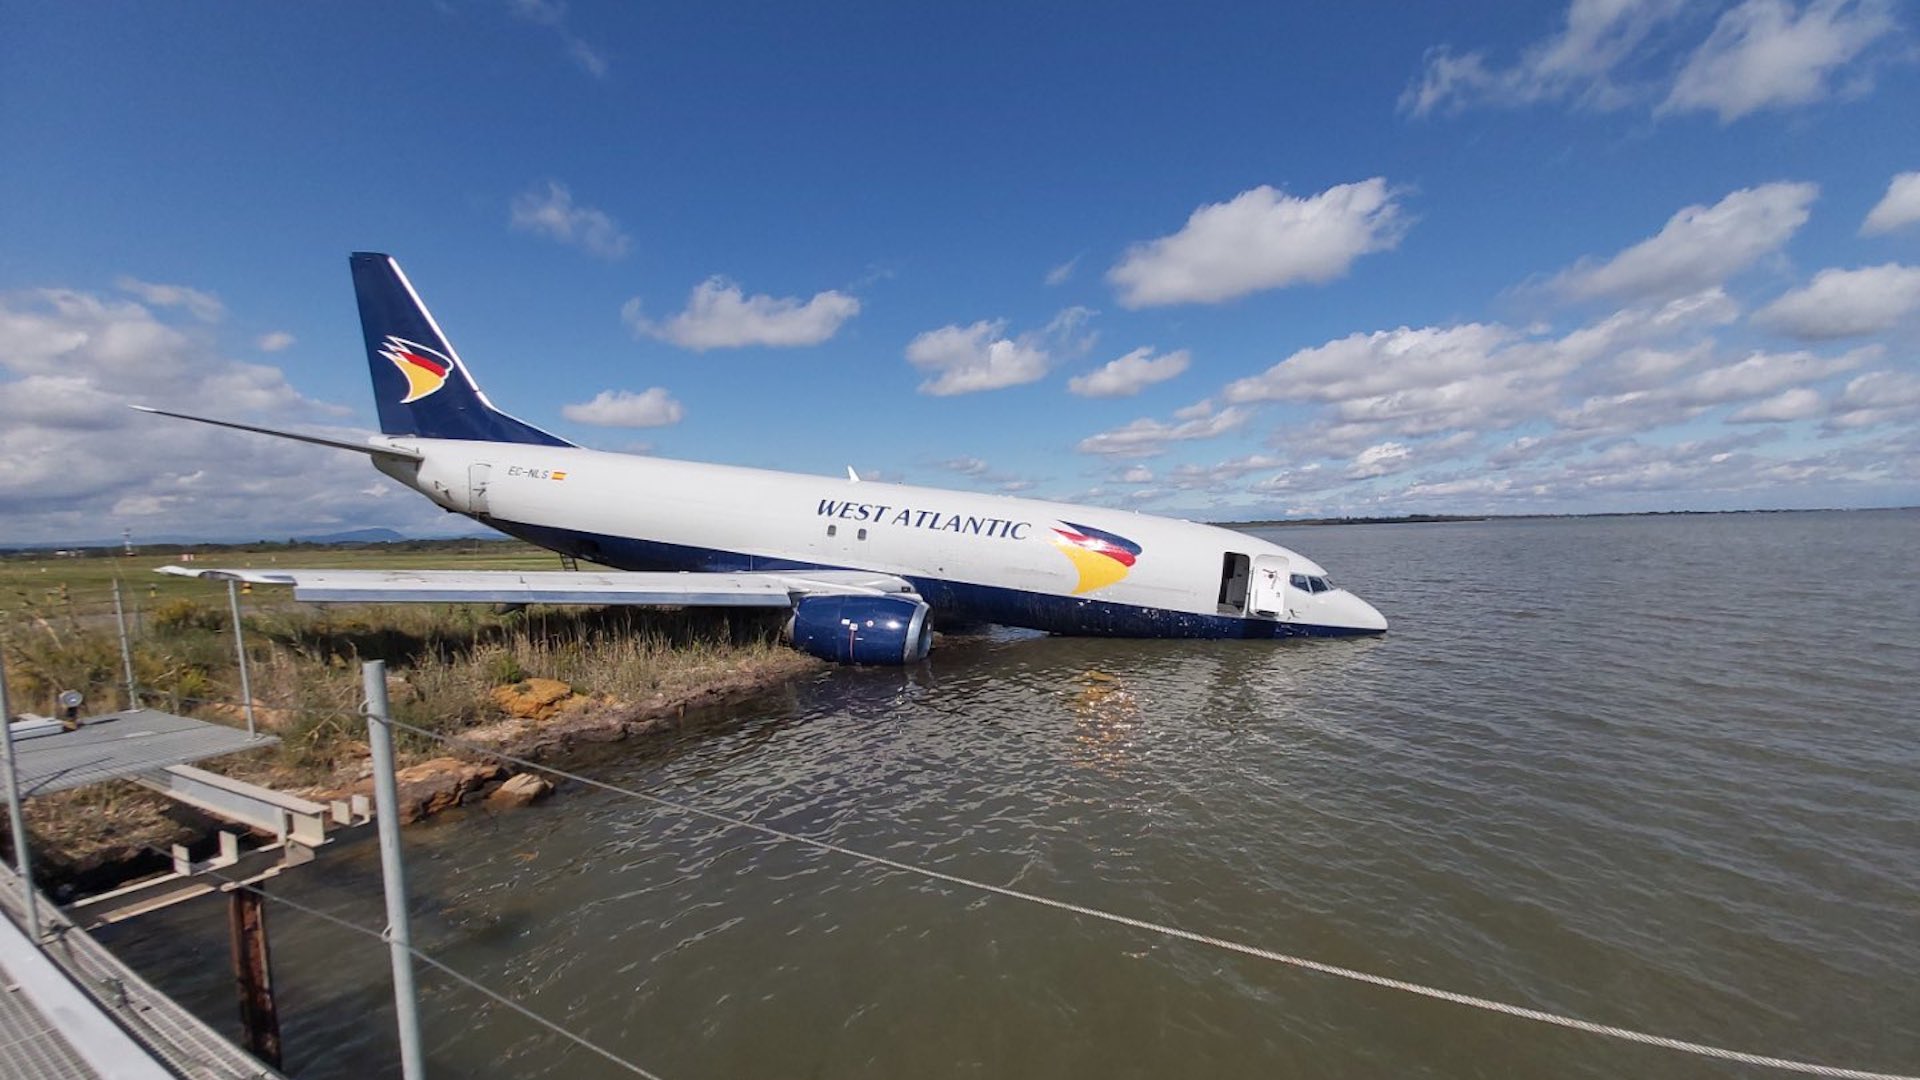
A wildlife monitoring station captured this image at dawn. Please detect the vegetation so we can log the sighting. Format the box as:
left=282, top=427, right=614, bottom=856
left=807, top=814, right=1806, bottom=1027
left=2, top=543, right=818, bottom=883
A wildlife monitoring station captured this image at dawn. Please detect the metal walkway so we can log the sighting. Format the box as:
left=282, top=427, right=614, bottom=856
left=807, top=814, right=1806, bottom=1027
left=11, top=710, right=273, bottom=797
left=1, top=862, right=283, bottom=1080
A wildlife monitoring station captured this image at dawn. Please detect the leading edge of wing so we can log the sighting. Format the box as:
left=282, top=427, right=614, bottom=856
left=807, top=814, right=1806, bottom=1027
left=156, top=566, right=920, bottom=607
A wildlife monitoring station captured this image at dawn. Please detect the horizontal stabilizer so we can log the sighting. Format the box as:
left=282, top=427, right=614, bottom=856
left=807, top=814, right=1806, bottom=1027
left=130, top=406, right=423, bottom=461
left=157, top=566, right=919, bottom=607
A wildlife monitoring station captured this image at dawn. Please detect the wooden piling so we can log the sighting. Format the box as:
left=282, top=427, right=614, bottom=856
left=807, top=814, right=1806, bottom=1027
left=227, top=886, right=282, bottom=1068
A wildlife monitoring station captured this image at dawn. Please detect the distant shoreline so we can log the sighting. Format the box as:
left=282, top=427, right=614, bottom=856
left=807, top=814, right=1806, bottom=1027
left=5, top=504, right=1916, bottom=555
left=1216, top=505, right=1919, bottom=529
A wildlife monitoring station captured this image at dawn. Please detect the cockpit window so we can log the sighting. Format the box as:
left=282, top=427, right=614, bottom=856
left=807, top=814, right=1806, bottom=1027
left=1289, top=574, right=1335, bottom=594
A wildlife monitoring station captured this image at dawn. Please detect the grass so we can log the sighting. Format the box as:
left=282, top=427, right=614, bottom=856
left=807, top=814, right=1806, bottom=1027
left=3, top=540, right=819, bottom=880
left=0, top=538, right=568, bottom=624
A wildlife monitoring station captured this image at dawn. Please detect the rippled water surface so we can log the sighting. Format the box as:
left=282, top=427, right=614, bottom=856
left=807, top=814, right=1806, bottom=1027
left=105, top=511, right=1920, bottom=1078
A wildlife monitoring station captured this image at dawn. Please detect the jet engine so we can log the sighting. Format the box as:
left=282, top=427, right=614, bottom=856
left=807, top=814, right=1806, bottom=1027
left=787, top=594, right=932, bottom=665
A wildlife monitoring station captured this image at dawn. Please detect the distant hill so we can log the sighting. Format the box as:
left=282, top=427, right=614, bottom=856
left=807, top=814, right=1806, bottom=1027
left=293, top=527, right=406, bottom=544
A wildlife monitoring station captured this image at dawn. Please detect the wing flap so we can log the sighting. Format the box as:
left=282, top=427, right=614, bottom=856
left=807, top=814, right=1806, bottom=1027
left=156, top=566, right=919, bottom=607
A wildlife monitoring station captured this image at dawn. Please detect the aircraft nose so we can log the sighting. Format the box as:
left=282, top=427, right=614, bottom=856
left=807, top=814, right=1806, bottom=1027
left=1342, top=591, right=1389, bottom=633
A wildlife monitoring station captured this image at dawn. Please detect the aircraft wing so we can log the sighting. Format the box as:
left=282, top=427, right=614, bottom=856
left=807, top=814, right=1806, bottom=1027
left=156, top=565, right=921, bottom=606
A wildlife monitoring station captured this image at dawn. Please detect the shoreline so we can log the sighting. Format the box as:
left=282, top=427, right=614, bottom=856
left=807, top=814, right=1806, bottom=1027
left=18, top=649, right=822, bottom=898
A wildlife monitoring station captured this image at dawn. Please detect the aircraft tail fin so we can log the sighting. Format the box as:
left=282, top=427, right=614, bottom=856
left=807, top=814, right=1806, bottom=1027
left=349, top=252, right=572, bottom=447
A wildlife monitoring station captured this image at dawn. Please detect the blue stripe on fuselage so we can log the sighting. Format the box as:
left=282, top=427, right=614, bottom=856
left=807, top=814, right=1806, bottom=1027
left=493, top=519, right=1379, bottom=640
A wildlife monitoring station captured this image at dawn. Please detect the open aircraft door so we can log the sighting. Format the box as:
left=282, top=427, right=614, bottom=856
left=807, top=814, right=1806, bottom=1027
left=1248, top=554, right=1291, bottom=619
left=468, top=463, right=492, bottom=516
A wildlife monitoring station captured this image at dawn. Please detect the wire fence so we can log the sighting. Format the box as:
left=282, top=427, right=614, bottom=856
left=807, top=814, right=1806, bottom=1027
left=8, top=618, right=1918, bottom=1080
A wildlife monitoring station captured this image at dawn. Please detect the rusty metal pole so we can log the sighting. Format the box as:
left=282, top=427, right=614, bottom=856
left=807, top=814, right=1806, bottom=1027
left=227, top=885, right=282, bottom=1068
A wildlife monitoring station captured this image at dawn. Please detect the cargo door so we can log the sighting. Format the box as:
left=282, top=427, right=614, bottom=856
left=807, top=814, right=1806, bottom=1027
left=1248, top=554, right=1290, bottom=618
left=467, top=463, right=492, bottom=516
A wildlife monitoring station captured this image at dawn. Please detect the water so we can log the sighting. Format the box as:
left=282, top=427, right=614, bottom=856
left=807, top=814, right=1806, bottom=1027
left=102, top=511, right=1920, bottom=1079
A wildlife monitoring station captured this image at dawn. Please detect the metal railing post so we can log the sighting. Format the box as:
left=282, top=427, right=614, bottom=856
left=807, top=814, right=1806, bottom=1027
left=0, top=649, right=42, bottom=943
left=113, top=579, right=138, bottom=709
left=227, top=580, right=256, bottom=738
left=364, top=660, right=426, bottom=1080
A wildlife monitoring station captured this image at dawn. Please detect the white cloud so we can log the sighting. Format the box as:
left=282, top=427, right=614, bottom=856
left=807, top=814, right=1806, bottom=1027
left=1067, top=346, right=1191, bottom=398
left=1825, top=369, right=1920, bottom=430
left=904, top=308, right=1091, bottom=396
left=1075, top=403, right=1251, bottom=457
left=256, top=331, right=296, bottom=352
left=567, top=38, right=609, bottom=79
left=1107, top=179, right=1407, bottom=307
left=560, top=388, right=684, bottom=427
left=1662, top=0, right=1898, bottom=122
left=115, top=277, right=224, bottom=322
left=509, top=181, right=631, bottom=259
left=1120, top=466, right=1155, bottom=483
left=905, top=320, right=1047, bottom=396
left=0, top=283, right=442, bottom=543
left=1402, top=0, right=1687, bottom=116
left=1754, top=264, right=1920, bottom=339
left=1044, top=257, right=1079, bottom=286
left=1225, top=323, right=1519, bottom=406
left=1862, top=172, right=1920, bottom=235
left=1557, top=346, right=1865, bottom=434
left=937, top=456, right=990, bottom=477
left=1166, top=453, right=1293, bottom=491
left=1681, top=347, right=1865, bottom=403
left=508, top=0, right=610, bottom=79
left=1551, top=182, right=1816, bottom=302
left=627, top=277, right=859, bottom=350
left=1250, top=464, right=1334, bottom=495
left=1348, top=442, right=1415, bottom=479
left=1404, top=0, right=1897, bottom=123
left=1728, top=386, right=1824, bottom=421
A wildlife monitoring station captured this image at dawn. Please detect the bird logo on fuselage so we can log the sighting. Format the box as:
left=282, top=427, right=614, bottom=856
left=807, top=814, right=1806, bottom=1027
left=1051, top=521, right=1141, bottom=594
left=380, top=336, right=452, bottom=403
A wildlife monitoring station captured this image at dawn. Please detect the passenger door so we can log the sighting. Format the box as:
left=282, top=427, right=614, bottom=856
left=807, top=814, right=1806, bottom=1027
left=1248, top=554, right=1291, bottom=618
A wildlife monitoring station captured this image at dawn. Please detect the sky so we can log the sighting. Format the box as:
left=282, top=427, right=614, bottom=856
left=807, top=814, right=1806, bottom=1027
left=2, top=1, right=1918, bottom=544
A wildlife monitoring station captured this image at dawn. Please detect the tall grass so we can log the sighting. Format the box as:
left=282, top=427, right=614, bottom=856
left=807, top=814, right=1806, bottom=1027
left=4, top=596, right=795, bottom=773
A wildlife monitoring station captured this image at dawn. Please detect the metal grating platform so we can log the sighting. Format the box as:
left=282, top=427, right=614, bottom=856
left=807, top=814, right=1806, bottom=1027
left=0, top=961, right=96, bottom=1079
left=2, top=862, right=284, bottom=1079
left=11, top=710, right=274, bottom=796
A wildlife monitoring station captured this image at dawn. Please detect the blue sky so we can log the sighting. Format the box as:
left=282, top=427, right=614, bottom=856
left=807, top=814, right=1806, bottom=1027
left=3, top=1, right=1918, bottom=542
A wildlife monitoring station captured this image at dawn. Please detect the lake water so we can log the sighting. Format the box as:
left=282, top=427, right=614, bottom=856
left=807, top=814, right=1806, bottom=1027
left=102, top=511, right=1920, bottom=1079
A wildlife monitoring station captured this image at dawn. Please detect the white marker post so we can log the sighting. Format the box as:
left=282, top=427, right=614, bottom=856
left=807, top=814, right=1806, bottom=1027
left=0, top=648, right=42, bottom=943
left=363, top=660, right=425, bottom=1080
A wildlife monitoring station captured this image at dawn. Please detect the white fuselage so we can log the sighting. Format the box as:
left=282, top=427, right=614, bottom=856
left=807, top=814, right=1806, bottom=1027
left=373, top=438, right=1388, bottom=638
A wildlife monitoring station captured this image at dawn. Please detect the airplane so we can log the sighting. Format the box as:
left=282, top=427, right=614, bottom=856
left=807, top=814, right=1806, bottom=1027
left=141, top=253, right=1387, bottom=665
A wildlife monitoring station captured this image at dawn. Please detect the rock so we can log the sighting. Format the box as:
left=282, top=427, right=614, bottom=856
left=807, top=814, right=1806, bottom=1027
left=354, top=757, right=506, bottom=823
left=485, top=773, right=554, bottom=809
left=490, top=678, right=577, bottom=721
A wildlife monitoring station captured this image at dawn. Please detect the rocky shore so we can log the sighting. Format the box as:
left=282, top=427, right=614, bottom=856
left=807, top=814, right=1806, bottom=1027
left=21, top=651, right=820, bottom=894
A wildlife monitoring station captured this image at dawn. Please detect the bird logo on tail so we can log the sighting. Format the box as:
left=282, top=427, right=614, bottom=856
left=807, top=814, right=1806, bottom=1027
left=379, top=336, right=453, bottom=403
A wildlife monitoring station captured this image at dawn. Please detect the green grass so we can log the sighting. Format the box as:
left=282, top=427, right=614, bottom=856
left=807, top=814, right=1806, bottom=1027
left=0, top=539, right=569, bottom=623
left=3, top=539, right=804, bottom=768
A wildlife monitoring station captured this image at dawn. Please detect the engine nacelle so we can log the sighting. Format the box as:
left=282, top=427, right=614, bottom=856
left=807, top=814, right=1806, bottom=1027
left=787, top=595, right=932, bottom=665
